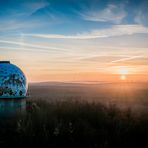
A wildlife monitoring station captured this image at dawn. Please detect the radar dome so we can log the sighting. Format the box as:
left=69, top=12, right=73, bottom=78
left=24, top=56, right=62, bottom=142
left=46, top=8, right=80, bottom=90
left=0, top=61, right=27, bottom=99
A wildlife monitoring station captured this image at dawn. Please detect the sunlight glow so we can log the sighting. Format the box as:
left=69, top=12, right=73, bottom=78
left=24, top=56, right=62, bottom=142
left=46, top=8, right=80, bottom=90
left=120, top=75, right=126, bottom=80
left=119, top=66, right=128, bottom=75
left=118, top=67, right=128, bottom=81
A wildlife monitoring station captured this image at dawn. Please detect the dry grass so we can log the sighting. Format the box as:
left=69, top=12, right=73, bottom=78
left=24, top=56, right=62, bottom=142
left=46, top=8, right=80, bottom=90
left=0, top=99, right=147, bottom=148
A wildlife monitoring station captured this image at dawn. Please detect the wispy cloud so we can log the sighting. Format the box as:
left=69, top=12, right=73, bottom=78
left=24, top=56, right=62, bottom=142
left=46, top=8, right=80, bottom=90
left=0, top=1, right=50, bottom=32
left=23, top=1, right=50, bottom=16
left=9, top=1, right=50, bottom=18
left=25, top=24, right=148, bottom=39
left=134, top=10, right=148, bottom=26
left=134, top=1, right=148, bottom=26
left=0, top=20, right=42, bottom=32
left=0, top=40, right=66, bottom=51
left=80, top=4, right=126, bottom=24
left=109, top=56, right=145, bottom=64
left=80, top=55, right=127, bottom=62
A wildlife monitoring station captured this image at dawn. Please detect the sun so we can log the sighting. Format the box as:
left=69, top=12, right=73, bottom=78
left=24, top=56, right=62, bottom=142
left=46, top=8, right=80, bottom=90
left=120, top=75, right=126, bottom=80
left=118, top=66, right=128, bottom=81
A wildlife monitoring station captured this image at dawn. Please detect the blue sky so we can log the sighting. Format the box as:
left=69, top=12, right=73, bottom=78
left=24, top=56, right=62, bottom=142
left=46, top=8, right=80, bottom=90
left=0, top=0, right=148, bottom=34
left=0, top=0, right=148, bottom=82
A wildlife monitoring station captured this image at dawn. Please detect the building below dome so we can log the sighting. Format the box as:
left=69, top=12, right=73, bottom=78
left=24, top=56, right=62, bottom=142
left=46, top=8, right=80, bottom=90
left=0, top=61, right=28, bottom=99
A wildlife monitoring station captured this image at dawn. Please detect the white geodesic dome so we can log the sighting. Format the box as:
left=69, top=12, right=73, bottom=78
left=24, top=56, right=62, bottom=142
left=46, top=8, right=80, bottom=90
left=0, top=61, right=27, bottom=98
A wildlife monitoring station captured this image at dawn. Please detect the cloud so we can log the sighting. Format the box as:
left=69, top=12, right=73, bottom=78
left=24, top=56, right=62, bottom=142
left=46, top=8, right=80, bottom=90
left=0, top=20, right=42, bottom=32
left=0, top=1, right=50, bottom=32
left=134, top=1, right=148, bottom=26
left=109, top=56, right=148, bottom=67
left=25, top=24, right=148, bottom=40
left=109, top=56, right=145, bottom=64
left=80, top=4, right=126, bottom=24
left=80, top=55, right=128, bottom=62
left=22, top=1, right=50, bottom=16
left=0, top=1, right=50, bottom=19
left=27, top=1, right=49, bottom=10
left=135, top=10, right=148, bottom=26
left=0, top=40, right=66, bottom=51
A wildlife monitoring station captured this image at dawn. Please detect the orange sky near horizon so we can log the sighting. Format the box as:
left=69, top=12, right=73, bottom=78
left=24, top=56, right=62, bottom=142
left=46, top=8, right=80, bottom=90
left=24, top=71, right=148, bottom=83
left=1, top=45, right=148, bottom=83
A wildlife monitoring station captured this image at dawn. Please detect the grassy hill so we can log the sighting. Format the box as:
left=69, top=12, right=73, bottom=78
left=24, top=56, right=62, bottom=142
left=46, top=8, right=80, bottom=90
left=0, top=99, right=147, bottom=148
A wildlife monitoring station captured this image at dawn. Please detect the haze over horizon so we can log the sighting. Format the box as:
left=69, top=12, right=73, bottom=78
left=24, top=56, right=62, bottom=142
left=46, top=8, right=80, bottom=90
left=0, top=0, right=148, bottom=82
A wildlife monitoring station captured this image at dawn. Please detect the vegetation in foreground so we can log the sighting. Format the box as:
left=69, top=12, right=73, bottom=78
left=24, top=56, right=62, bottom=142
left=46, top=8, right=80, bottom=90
left=0, top=100, right=148, bottom=148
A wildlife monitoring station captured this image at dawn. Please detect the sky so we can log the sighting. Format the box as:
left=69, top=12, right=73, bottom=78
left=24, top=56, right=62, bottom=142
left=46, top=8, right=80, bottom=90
left=0, top=0, right=148, bottom=82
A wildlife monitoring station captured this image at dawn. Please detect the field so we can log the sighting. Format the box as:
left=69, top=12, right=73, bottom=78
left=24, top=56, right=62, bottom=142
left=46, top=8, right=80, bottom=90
left=0, top=82, right=148, bottom=148
left=29, top=82, right=148, bottom=114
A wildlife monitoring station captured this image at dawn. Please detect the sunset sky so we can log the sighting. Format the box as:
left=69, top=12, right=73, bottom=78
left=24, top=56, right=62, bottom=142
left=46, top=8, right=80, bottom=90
left=0, top=0, right=148, bottom=82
